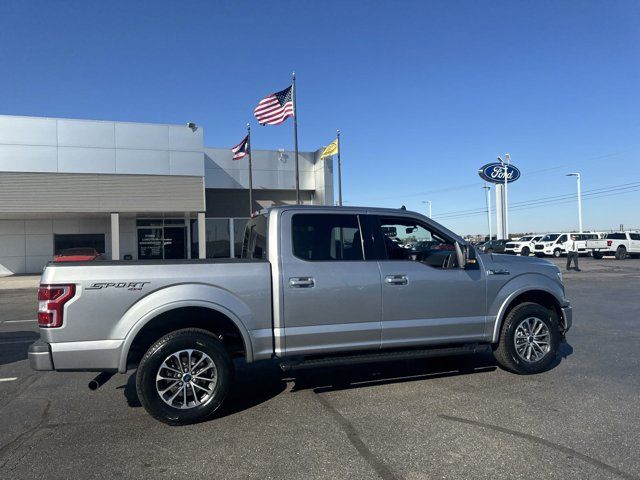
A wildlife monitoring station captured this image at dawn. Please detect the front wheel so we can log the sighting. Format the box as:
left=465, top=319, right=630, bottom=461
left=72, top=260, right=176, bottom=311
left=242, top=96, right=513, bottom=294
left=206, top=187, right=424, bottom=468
left=493, top=302, right=560, bottom=374
left=553, top=249, right=562, bottom=258
left=136, top=328, right=233, bottom=425
left=521, top=247, right=530, bottom=256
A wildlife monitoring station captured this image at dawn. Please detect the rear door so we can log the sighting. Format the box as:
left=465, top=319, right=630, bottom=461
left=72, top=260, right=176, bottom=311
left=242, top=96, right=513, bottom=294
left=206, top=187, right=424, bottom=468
left=280, top=211, right=382, bottom=356
left=370, top=214, right=487, bottom=348
left=629, top=233, right=640, bottom=253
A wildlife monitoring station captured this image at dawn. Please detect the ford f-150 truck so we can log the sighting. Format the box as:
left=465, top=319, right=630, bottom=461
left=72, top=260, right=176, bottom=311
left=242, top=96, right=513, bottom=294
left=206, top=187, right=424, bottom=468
left=586, top=232, right=640, bottom=259
left=30, top=206, right=572, bottom=425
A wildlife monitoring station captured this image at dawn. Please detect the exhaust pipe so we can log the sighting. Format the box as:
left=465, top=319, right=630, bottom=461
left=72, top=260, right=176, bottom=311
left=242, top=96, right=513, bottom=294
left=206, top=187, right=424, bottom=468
left=88, top=371, right=115, bottom=391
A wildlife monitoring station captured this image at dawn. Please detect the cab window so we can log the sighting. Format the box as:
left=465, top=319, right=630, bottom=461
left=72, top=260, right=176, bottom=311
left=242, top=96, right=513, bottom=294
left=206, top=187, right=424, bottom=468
left=374, top=216, right=458, bottom=269
left=292, top=214, right=364, bottom=261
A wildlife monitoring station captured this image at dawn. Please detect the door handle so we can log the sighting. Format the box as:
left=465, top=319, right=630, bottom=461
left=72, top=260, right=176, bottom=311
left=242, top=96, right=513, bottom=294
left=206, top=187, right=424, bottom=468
left=385, top=274, right=408, bottom=285
left=289, top=277, right=315, bottom=288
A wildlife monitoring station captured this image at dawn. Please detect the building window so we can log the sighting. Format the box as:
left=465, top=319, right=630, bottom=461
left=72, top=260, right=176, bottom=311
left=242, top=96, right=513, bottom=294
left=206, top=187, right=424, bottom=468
left=54, top=234, right=106, bottom=255
left=233, top=218, right=249, bottom=258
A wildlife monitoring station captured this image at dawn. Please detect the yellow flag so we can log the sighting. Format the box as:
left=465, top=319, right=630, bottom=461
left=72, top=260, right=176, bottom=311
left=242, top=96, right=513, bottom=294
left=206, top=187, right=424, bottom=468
left=320, top=139, right=339, bottom=159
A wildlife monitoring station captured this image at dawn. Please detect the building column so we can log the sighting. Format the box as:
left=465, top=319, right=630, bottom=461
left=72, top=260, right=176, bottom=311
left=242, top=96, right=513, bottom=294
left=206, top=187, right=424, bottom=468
left=197, top=212, right=206, bottom=259
left=110, top=212, right=120, bottom=260
left=184, top=213, right=192, bottom=259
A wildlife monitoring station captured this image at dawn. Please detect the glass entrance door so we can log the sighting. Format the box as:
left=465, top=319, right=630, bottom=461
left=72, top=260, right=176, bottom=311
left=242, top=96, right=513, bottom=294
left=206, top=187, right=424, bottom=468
left=138, top=228, right=164, bottom=260
left=137, top=219, right=187, bottom=260
left=163, top=226, right=186, bottom=259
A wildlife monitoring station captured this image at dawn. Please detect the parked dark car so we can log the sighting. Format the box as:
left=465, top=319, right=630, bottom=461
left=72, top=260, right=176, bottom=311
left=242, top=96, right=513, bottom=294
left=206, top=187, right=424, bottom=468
left=480, top=239, right=509, bottom=254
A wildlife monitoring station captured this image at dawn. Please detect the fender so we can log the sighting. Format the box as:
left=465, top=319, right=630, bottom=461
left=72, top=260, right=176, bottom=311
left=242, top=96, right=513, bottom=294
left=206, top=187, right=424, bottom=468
left=115, top=283, right=256, bottom=373
left=487, top=272, right=566, bottom=343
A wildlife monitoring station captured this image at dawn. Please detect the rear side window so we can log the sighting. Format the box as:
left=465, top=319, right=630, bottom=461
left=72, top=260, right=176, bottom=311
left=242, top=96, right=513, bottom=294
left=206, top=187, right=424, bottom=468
left=241, top=215, right=268, bottom=259
left=292, top=214, right=363, bottom=261
left=607, top=232, right=626, bottom=240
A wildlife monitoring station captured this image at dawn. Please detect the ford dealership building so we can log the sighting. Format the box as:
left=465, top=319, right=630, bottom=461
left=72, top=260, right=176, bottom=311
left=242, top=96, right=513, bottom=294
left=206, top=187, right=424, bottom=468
left=0, top=115, right=334, bottom=274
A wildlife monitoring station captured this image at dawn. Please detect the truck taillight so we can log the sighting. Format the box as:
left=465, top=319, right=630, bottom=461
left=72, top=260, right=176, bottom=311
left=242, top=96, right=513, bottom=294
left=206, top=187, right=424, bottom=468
left=607, top=240, right=612, bottom=247
left=38, top=284, right=76, bottom=328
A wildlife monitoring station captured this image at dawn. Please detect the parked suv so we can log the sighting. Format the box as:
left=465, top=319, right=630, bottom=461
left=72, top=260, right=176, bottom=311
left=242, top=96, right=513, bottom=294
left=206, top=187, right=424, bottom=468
left=480, top=239, right=509, bottom=254
left=505, top=235, right=542, bottom=256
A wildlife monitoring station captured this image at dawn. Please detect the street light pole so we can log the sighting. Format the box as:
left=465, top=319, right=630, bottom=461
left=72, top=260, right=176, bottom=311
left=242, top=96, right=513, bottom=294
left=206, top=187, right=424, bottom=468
left=422, top=200, right=432, bottom=218
left=503, top=153, right=510, bottom=239
left=482, top=184, right=492, bottom=240
left=566, top=173, right=583, bottom=233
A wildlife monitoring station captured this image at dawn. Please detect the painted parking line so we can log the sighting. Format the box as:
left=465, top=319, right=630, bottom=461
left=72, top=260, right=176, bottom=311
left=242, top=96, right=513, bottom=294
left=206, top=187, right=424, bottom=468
left=3, top=319, right=37, bottom=324
left=0, top=377, right=18, bottom=382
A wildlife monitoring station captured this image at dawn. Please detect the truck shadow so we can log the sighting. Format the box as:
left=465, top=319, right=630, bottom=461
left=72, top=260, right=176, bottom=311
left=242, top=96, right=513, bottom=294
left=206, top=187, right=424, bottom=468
left=122, top=343, right=573, bottom=418
left=0, top=331, right=40, bottom=365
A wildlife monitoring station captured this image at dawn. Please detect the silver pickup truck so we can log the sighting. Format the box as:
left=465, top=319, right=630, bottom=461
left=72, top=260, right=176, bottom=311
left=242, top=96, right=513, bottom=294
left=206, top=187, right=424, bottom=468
left=30, top=205, right=572, bottom=425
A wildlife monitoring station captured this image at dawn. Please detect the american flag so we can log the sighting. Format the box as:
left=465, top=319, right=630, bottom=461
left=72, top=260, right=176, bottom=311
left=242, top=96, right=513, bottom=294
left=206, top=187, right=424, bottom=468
left=253, top=85, right=294, bottom=126
left=231, top=134, right=249, bottom=161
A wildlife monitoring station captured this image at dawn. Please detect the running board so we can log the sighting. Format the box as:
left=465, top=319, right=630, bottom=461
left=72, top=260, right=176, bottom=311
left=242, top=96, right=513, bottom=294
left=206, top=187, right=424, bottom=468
left=279, top=343, right=489, bottom=372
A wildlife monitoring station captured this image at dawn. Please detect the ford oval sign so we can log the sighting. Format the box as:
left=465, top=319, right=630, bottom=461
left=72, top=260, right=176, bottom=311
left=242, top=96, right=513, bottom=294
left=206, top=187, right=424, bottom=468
left=478, top=163, right=521, bottom=184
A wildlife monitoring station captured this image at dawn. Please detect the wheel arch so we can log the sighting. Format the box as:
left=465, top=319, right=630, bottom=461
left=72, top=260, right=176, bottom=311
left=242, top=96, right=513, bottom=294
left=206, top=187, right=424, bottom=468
left=116, top=284, right=257, bottom=373
left=490, top=281, right=565, bottom=344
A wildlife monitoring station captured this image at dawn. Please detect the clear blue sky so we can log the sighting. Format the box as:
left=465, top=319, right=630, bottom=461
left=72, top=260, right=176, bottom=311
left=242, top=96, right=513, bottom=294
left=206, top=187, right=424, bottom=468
left=1, top=0, right=639, bottom=235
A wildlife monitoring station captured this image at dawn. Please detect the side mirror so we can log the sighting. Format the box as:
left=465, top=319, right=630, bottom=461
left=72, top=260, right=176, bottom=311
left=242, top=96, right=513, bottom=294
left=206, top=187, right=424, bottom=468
left=455, top=242, right=476, bottom=269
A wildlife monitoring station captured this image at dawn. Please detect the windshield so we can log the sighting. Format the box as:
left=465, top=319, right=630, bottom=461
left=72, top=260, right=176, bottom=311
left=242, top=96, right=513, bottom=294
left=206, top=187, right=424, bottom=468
left=519, top=236, right=533, bottom=242
left=541, top=234, right=560, bottom=242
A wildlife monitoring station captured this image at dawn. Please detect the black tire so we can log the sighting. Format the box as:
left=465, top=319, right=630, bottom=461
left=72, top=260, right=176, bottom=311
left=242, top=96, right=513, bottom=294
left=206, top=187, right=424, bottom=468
left=521, top=247, right=530, bottom=256
left=493, top=302, right=560, bottom=375
left=592, top=251, right=603, bottom=259
left=553, top=249, right=562, bottom=258
left=136, top=328, right=233, bottom=425
left=615, top=246, right=627, bottom=260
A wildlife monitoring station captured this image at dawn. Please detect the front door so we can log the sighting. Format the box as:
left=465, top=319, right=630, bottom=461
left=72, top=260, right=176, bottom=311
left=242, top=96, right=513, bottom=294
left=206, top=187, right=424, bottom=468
left=280, top=211, right=382, bottom=356
left=371, top=215, right=487, bottom=348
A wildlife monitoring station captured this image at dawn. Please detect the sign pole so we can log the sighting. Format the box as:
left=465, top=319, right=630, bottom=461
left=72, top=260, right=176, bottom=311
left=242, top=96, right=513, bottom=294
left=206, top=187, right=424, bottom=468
left=337, top=129, right=343, bottom=207
left=483, top=184, right=492, bottom=240
left=503, top=153, right=510, bottom=239
left=247, top=123, right=253, bottom=216
left=292, top=72, right=300, bottom=205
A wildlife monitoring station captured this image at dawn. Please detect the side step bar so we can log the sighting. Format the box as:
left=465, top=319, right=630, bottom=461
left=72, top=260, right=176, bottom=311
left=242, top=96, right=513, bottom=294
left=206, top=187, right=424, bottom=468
left=279, top=343, right=489, bottom=372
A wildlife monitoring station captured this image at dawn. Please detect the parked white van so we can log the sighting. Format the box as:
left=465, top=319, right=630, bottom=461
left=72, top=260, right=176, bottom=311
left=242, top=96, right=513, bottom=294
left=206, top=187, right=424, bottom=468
left=534, top=232, right=601, bottom=257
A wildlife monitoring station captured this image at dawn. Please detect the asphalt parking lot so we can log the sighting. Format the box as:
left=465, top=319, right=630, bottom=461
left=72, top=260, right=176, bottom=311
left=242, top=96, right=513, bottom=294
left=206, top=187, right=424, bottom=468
left=1, top=258, right=639, bottom=480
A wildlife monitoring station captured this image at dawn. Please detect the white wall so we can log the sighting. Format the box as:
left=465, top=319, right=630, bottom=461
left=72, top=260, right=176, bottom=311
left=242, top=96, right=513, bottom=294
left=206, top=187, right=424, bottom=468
left=0, top=115, right=204, bottom=177
left=0, top=216, right=138, bottom=275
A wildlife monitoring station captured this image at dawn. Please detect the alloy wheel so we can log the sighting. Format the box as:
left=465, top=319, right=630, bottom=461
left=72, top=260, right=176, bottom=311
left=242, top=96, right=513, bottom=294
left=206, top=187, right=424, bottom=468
left=155, top=349, right=218, bottom=409
left=513, top=317, right=551, bottom=363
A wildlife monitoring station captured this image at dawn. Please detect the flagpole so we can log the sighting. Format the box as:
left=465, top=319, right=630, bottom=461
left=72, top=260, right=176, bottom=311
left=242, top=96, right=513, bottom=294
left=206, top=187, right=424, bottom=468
left=336, top=129, right=343, bottom=207
left=247, top=123, right=253, bottom=216
left=292, top=71, right=300, bottom=205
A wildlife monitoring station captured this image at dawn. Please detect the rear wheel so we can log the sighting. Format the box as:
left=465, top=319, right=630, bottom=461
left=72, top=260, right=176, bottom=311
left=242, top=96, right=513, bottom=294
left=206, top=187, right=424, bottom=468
left=136, top=328, right=233, bottom=425
left=615, top=246, right=627, bottom=260
left=493, top=302, right=560, bottom=374
left=521, top=247, right=530, bottom=256
left=553, top=249, right=562, bottom=258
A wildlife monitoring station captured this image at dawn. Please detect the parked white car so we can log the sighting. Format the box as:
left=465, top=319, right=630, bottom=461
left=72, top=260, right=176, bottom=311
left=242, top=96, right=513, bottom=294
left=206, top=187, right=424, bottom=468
left=534, top=232, right=601, bottom=258
left=586, top=232, right=640, bottom=259
left=505, top=235, right=543, bottom=256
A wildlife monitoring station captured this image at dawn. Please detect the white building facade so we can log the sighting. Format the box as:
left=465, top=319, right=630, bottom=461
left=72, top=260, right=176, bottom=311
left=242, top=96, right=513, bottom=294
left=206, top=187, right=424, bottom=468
left=0, top=115, right=333, bottom=274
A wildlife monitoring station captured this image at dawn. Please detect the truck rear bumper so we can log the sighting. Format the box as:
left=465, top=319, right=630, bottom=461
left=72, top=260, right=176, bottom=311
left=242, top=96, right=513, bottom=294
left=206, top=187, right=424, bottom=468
left=28, top=340, right=54, bottom=371
left=29, top=339, right=123, bottom=372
